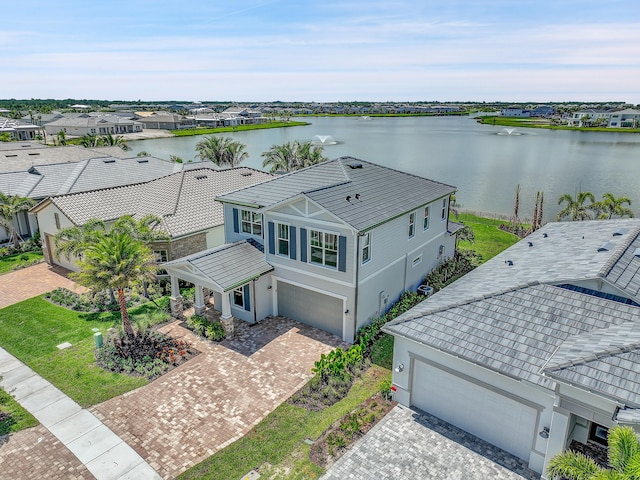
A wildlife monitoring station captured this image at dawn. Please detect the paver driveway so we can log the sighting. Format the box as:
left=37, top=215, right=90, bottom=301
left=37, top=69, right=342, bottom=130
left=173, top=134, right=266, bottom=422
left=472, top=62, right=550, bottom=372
left=0, top=263, right=85, bottom=309
left=90, top=317, right=347, bottom=479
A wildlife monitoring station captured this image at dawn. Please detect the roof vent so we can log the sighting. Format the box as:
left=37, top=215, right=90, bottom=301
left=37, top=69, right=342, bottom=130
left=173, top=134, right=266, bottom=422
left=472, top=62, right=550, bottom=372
left=102, top=158, right=116, bottom=163
left=137, top=158, right=149, bottom=163
left=348, top=163, right=363, bottom=169
left=195, top=174, right=208, bottom=180
left=505, top=260, right=514, bottom=266
left=598, top=241, right=614, bottom=252
left=28, top=152, right=40, bottom=156
left=27, top=166, right=40, bottom=175
left=613, top=228, right=629, bottom=236
left=5, top=154, right=17, bottom=157
left=543, top=233, right=548, bottom=238
left=346, top=195, right=351, bottom=202
left=528, top=241, right=533, bottom=247
left=355, top=193, right=361, bottom=200
left=240, top=171, right=252, bottom=176
left=634, top=248, right=640, bottom=258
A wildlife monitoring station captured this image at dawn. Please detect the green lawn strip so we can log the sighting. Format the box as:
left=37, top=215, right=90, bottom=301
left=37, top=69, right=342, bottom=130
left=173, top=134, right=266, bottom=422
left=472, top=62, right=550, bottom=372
left=455, top=212, right=521, bottom=261
left=477, top=116, right=640, bottom=133
left=170, top=121, right=310, bottom=136
left=178, top=366, right=390, bottom=480
left=0, top=296, right=160, bottom=407
left=0, top=252, right=44, bottom=275
left=0, top=387, right=38, bottom=435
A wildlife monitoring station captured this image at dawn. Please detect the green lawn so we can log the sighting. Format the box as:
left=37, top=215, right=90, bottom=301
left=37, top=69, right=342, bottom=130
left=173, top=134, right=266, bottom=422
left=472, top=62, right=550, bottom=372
left=455, top=212, right=521, bottom=262
left=0, top=388, right=38, bottom=435
left=0, top=297, right=170, bottom=407
left=171, top=121, right=310, bottom=136
left=0, top=252, right=44, bottom=275
left=178, top=366, right=390, bottom=480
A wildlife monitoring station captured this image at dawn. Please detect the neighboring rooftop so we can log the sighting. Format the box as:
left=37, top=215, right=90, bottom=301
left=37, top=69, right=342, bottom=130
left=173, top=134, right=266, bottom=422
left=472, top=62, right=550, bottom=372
left=0, top=144, right=130, bottom=173
left=217, top=157, right=456, bottom=232
left=32, top=167, right=274, bottom=238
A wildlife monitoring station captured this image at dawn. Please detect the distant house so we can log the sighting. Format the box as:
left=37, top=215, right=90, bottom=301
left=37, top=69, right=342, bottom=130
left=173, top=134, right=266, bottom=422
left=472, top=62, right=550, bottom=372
left=31, top=167, right=274, bottom=271
left=0, top=117, right=42, bottom=141
left=500, top=107, right=531, bottom=117
left=385, top=219, right=640, bottom=476
left=530, top=105, right=555, bottom=117
left=135, top=112, right=195, bottom=130
left=164, top=157, right=459, bottom=342
left=608, top=108, right=640, bottom=128
left=44, top=113, right=143, bottom=137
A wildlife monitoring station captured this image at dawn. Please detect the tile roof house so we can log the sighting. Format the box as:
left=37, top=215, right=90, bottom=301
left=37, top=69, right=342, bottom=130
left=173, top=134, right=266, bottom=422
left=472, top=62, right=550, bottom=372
left=164, top=157, right=458, bottom=342
left=30, top=167, right=274, bottom=271
left=384, top=219, right=640, bottom=477
left=43, top=113, right=143, bottom=137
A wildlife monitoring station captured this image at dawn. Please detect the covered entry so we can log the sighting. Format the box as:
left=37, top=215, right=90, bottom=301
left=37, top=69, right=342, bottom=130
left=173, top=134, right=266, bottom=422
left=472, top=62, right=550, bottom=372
left=411, top=359, right=538, bottom=462
left=276, top=281, right=344, bottom=338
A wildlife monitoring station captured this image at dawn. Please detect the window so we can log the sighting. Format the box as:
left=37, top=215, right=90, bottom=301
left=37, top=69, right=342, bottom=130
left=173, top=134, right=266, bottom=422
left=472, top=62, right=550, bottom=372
left=241, top=210, right=262, bottom=236
left=441, top=198, right=447, bottom=220
left=361, top=232, right=371, bottom=264
left=423, top=206, right=430, bottom=230
left=54, top=212, right=60, bottom=229
left=233, top=287, right=244, bottom=308
left=277, top=223, right=289, bottom=256
left=408, top=212, right=415, bottom=238
left=310, top=230, right=338, bottom=268
left=153, top=250, right=168, bottom=262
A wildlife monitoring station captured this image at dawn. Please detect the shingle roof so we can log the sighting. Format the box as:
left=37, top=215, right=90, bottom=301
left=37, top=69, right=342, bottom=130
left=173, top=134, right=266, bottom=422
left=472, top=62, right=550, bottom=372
left=385, top=219, right=640, bottom=403
left=0, top=145, right=129, bottom=173
left=217, top=157, right=456, bottom=231
left=40, top=167, right=273, bottom=238
left=164, top=241, right=273, bottom=291
left=0, top=156, right=188, bottom=198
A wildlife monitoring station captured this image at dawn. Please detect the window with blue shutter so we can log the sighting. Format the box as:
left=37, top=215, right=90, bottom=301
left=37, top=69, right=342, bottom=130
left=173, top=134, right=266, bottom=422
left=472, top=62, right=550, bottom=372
left=290, top=226, right=297, bottom=260
left=338, top=235, right=347, bottom=272
left=232, top=208, right=239, bottom=233
left=268, top=221, right=275, bottom=255
left=243, top=284, right=251, bottom=311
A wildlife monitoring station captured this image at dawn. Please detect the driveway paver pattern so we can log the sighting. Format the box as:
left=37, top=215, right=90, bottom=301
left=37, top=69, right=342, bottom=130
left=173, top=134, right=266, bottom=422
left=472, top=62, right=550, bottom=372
left=0, top=263, right=86, bottom=309
left=321, top=404, right=541, bottom=480
left=90, top=316, right=348, bottom=479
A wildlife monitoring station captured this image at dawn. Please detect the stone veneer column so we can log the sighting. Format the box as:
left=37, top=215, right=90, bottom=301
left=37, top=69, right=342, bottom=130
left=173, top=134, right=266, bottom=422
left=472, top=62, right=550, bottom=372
left=194, top=285, right=206, bottom=315
left=170, top=274, right=183, bottom=318
left=220, top=291, right=234, bottom=338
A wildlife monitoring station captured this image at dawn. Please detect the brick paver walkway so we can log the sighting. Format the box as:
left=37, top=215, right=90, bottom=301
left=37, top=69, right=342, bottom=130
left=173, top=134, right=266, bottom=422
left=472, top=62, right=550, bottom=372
left=0, top=263, right=86, bottom=309
left=321, top=405, right=541, bottom=480
left=0, top=425, right=92, bottom=479
left=90, top=317, right=347, bottom=479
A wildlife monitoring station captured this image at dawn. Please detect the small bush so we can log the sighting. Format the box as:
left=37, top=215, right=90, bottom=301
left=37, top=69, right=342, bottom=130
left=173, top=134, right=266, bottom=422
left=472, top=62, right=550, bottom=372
left=184, top=314, right=226, bottom=342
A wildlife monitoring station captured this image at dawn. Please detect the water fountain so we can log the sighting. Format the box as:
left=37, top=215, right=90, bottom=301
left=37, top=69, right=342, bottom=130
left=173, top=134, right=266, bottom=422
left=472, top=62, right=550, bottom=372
left=311, top=135, right=338, bottom=145
left=497, top=127, right=521, bottom=136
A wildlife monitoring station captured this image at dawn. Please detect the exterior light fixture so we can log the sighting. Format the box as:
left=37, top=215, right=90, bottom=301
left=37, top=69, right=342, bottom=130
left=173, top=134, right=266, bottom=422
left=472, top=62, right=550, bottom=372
left=539, top=427, right=549, bottom=439
left=394, top=363, right=404, bottom=373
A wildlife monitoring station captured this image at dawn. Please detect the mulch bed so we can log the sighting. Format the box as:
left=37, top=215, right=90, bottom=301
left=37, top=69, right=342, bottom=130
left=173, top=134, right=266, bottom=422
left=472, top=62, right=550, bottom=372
left=309, top=393, right=396, bottom=469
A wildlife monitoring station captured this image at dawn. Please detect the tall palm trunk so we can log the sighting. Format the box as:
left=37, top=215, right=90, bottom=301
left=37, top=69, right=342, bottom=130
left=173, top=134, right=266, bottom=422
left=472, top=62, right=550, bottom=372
left=117, top=288, right=135, bottom=337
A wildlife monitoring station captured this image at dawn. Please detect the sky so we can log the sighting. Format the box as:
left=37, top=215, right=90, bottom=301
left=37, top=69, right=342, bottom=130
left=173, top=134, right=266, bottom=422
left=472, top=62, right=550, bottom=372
left=3, top=1, right=640, bottom=103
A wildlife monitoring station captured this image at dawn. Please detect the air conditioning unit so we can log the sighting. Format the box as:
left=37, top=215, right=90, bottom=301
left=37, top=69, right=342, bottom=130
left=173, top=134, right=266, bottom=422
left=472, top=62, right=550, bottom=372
left=417, top=284, right=434, bottom=297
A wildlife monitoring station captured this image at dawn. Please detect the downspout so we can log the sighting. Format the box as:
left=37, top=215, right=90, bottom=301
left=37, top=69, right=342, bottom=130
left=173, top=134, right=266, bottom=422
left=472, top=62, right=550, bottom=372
left=353, top=233, right=360, bottom=341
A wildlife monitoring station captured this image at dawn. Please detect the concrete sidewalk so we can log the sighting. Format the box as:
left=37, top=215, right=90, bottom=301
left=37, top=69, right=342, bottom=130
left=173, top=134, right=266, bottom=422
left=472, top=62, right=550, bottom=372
left=0, top=347, right=161, bottom=480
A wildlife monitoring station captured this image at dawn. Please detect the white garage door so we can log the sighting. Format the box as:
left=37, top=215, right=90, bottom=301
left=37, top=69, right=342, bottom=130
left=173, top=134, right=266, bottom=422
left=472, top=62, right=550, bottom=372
left=277, top=282, right=343, bottom=337
left=411, top=360, right=537, bottom=461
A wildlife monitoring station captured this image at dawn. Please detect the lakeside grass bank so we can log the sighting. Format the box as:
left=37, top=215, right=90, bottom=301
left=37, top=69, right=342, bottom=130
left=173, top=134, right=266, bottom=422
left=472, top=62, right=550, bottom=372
left=171, top=121, right=310, bottom=136
left=477, top=116, right=640, bottom=133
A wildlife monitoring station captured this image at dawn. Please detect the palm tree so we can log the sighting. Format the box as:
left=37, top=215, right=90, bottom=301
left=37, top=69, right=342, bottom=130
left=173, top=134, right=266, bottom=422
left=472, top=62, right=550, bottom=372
left=597, top=193, right=634, bottom=219
left=80, top=133, right=100, bottom=148
left=547, top=425, right=640, bottom=480
left=0, top=193, right=36, bottom=247
left=195, top=135, right=248, bottom=167
left=261, top=140, right=327, bottom=173
left=54, top=219, right=158, bottom=337
left=100, top=133, right=131, bottom=151
left=557, top=191, right=596, bottom=221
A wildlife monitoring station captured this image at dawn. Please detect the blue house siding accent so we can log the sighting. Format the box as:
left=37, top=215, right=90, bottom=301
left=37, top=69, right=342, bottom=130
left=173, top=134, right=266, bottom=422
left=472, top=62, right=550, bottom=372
left=300, top=228, right=307, bottom=262
left=338, top=235, right=347, bottom=272
left=233, top=208, right=239, bottom=233
left=244, top=284, right=251, bottom=311
left=290, top=226, right=297, bottom=260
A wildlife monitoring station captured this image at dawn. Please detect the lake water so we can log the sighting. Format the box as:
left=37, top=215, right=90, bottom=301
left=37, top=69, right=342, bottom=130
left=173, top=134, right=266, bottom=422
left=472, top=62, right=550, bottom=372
left=129, top=116, right=640, bottom=222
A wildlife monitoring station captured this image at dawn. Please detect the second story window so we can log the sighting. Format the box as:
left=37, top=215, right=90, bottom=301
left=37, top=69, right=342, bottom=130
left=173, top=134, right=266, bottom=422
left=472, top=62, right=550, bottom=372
left=408, top=212, right=415, bottom=238
left=361, top=232, right=371, bottom=264
left=54, top=212, right=61, bottom=229
left=241, top=210, right=262, bottom=236
left=423, top=206, right=430, bottom=230
left=153, top=250, right=168, bottom=262
left=441, top=198, right=447, bottom=221
left=310, top=230, right=338, bottom=269
left=277, top=223, right=289, bottom=256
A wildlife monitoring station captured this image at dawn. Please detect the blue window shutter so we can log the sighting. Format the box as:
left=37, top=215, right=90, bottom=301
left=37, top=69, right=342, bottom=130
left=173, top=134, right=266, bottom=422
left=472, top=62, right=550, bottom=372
left=268, top=222, right=275, bottom=255
left=232, top=208, right=239, bottom=233
left=300, top=228, right=307, bottom=262
left=338, top=235, right=347, bottom=272
left=290, top=226, right=297, bottom=260
left=243, top=284, right=251, bottom=311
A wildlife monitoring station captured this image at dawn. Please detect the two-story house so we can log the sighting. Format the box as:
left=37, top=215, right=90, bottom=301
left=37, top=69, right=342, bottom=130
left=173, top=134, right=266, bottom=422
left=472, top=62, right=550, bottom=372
left=164, top=157, right=458, bottom=342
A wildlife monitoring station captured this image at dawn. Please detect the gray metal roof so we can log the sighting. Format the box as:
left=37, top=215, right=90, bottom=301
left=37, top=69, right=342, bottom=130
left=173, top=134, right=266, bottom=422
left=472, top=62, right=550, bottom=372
left=385, top=219, right=640, bottom=404
left=385, top=283, right=640, bottom=390
left=39, top=167, right=273, bottom=238
left=164, top=241, right=273, bottom=291
left=217, top=157, right=456, bottom=231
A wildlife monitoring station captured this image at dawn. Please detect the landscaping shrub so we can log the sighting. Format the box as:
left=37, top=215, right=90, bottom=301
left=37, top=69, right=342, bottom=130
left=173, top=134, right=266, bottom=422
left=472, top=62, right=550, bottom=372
left=184, top=314, right=226, bottom=342
left=95, top=327, right=197, bottom=380
left=44, top=287, right=167, bottom=313
left=422, top=249, right=481, bottom=292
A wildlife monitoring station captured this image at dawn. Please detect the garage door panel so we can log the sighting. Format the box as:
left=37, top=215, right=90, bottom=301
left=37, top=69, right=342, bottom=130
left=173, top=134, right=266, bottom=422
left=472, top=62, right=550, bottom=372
left=411, top=360, right=536, bottom=461
left=277, top=282, right=343, bottom=337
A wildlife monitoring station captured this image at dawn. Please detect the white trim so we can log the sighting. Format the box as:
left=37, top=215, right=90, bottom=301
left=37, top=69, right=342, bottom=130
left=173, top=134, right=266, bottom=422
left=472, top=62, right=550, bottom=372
left=361, top=231, right=371, bottom=264
left=272, top=263, right=356, bottom=288
left=423, top=205, right=430, bottom=231
left=308, top=227, right=339, bottom=270
left=408, top=211, right=416, bottom=238
left=275, top=221, right=291, bottom=258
